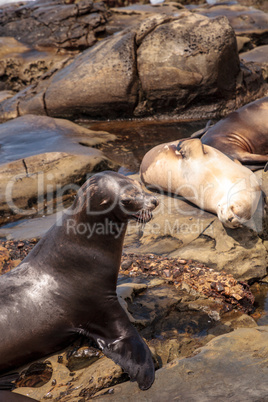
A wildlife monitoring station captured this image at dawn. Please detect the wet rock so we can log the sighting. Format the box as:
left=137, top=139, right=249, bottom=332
left=0, top=37, right=75, bottom=92
left=13, top=353, right=124, bottom=401
left=120, top=254, right=255, bottom=313
left=192, top=4, right=268, bottom=47
left=0, top=0, right=109, bottom=50
left=0, top=115, right=117, bottom=221
left=1, top=10, right=264, bottom=122
left=16, top=361, right=53, bottom=388
left=93, top=326, right=268, bottom=401
left=63, top=346, right=102, bottom=372
left=223, top=312, right=257, bottom=330
left=241, top=45, right=268, bottom=81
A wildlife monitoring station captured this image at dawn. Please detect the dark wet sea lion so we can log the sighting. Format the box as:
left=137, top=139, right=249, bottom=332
left=140, top=139, right=261, bottom=228
left=0, top=171, right=158, bottom=391
left=0, top=390, right=37, bottom=401
left=192, top=97, right=268, bottom=169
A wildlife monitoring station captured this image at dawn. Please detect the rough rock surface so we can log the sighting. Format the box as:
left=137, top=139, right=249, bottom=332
left=1, top=11, right=265, bottom=122
left=93, top=326, right=268, bottom=401
left=0, top=115, right=117, bottom=220
left=0, top=0, right=109, bottom=50
left=136, top=12, right=239, bottom=116
left=241, top=45, right=268, bottom=81
left=192, top=4, right=268, bottom=47
left=0, top=37, right=76, bottom=92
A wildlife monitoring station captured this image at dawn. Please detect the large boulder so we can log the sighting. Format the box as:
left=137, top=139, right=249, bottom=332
left=136, top=12, right=239, bottom=115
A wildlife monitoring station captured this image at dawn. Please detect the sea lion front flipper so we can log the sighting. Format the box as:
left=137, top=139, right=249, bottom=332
left=103, top=328, right=155, bottom=390
left=0, top=373, right=19, bottom=390
left=78, top=300, right=155, bottom=390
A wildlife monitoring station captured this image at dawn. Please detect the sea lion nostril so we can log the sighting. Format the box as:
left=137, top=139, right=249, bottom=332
left=152, top=198, right=159, bottom=207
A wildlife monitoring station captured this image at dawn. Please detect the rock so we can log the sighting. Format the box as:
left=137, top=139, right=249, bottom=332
left=236, top=35, right=251, bottom=53
left=0, top=37, right=75, bottom=92
left=136, top=12, right=239, bottom=115
left=238, top=0, right=268, bottom=13
left=192, top=4, right=268, bottom=47
left=0, top=0, right=109, bottom=50
left=1, top=11, right=264, bottom=122
left=93, top=326, right=268, bottom=401
left=223, top=312, right=257, bottom=329
left=13, top=353, right=124, bottom=401
left=241, top=45, right=268, bottom=81
left=0, top=90, right=15, bottom=103
left=120, top=254, right=255, bottom=313
left=44, top=29, right=138, bottom=120
left=0, top=115, right=117, bottom=220
left=106, top=4, right=181, bottom=35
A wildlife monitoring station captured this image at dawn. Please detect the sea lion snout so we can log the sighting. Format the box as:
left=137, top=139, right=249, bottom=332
left=144, top=193, right=159, bottom=210
left=126, top=193, right=159, bottom=224
left=217, top=202, right=250, bottom=229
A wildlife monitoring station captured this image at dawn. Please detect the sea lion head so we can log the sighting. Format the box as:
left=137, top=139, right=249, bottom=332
left=72, top=171, right=159, bottom=223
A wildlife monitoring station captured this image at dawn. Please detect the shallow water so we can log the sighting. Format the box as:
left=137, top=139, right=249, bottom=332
left=251, top=282, right=268, bottom=325
left=84, top=119, right=207, bottom=174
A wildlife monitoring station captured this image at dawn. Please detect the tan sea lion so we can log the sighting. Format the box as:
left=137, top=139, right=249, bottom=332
left=140, top=139, right=261, bottom=228
left=192, top=97, right=268, bottom=170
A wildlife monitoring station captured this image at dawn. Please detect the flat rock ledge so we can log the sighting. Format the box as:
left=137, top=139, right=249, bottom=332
left=93, top=326, right=268, bottom=402
left=0, top=115, right=117, bottom=222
